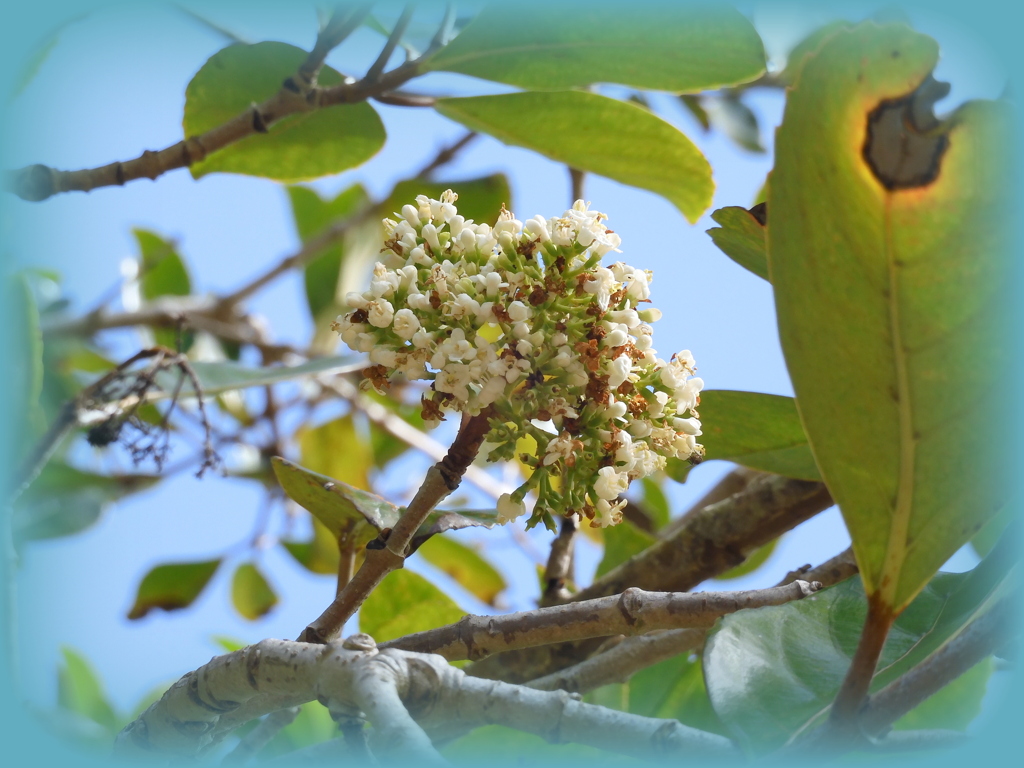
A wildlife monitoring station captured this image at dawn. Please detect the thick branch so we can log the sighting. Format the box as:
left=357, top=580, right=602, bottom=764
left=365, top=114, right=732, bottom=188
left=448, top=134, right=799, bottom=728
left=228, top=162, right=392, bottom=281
left=382, top=581, right=819, bottom=661
left=117, top=635, right=736, bottom=762
left=467, top=474, right=833, bottom=683
left=298, top=408, right=495, bottom=644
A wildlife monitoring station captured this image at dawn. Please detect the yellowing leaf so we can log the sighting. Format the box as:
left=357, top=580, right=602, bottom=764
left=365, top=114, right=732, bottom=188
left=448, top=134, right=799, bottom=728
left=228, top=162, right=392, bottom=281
left=417, top=535, right=506, bottom=606
left=769, top=23, right=1011, bottom=611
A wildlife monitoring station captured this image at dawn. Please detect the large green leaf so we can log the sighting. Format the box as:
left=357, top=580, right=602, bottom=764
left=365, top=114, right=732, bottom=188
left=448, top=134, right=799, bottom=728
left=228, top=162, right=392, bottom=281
left=58, top=647, right=118, bottom=733
left=768, top=23, right=1011, bottom=611
left=281, top=517, right=340, bottom=576
left=288, top=183, right=369, bottom=320
left=706, top=206, right=768, bottom=281
left=231, top=563, right=278, bottom=620
left=435, top=92, right=713, bottom=223
left=417, top=535, right=506, bottom=607
left=668, top=390, right=820, bottom=482
left=891, top=656, right=993, bottom=732
left=183, top=42, right=385, bottom=181
left=703, top=552, right=1011, bottom=754
left=13, top=462, right=159, bottom=545
left=425, top=6, right=764, bottom=92
left=127, top=559, right=221, bottom=620
left=359, top=569, right=465, bottom=643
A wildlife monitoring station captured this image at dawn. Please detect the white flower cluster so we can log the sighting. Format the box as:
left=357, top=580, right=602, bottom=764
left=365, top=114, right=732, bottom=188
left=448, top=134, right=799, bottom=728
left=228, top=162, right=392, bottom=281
left=333, top=191, right=704, bottom=531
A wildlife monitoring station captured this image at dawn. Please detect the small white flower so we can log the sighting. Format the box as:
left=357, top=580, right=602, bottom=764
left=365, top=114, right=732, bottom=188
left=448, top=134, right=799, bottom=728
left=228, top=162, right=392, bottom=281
left=673, top=417, right=702, bottom=436
left=392, top=308, right=421, bottom=340
left=594, top=498, right=627, bottom=528
left=496, top=493, right=526, bottom=525
left=507, top=300, right=530, bottom=323
left=367, top=299, right=395, bottom=328
left=607, top=354, right=633, bottom=389
left=594, top=466, right=629, bottom=500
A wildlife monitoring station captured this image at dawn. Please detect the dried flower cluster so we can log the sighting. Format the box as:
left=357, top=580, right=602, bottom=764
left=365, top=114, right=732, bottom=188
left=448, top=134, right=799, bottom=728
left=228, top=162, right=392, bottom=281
left=334, top=191, right=703, bottom=530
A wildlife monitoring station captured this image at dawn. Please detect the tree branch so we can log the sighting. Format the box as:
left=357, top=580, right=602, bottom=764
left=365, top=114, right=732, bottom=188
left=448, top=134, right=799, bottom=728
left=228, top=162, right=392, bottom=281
left=222, top=706, right=300, bottom=764
left=298, top=407, right=496, bottom=644
left=466, top=474, right=833, bottom=684
left=5, top=6, right=440, bottom=202
left=860, top=598, right=1013, bottom=737
left=117, top=635, right=737, bottom=762
left=527, top=546, right=858, bottom=694
left=382, top=581, right=819, bottom=661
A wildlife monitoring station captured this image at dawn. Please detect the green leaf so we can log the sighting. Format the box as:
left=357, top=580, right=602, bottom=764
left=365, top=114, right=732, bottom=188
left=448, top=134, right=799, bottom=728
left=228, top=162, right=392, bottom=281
left=596, top=520, right=656, bottom=578
left=669, top=390, right=820, bottom=481
left=281, top=516, right=339, bottom=576
left=893, top=656, right=993, bottom=732
left=706, top=206, right=768, bottom=281
left=134, top=228, right=192, bottom=350
left=141, top=355, right=363, bottom=401
left=416, top=535, right=506, bottom=606
left=260, top=702, right=337, bottom=757
left=435, top=92, right=713, bottom=223
left=971, top=501, right=1014, bottom=558
left=135, top=229, right=190, bottom=299
left=7, top=273, right=44, bottom=455
left=769, top=23, right=1011, bottom=611
left=627, top=653, right=726, bottom=735
left=127, top=559, right=221, bottom=620
left=382, top=175, right=512, bottom=228
left=288, top=183, right=370, bottom=320
left=58, top=647, right=118, bottom=733
left=705, top=94, right=764, bottom=153
left=703, top=551, right=1012, bottom=754
left=359, top=569, right=464, bottom=643
left=272, top=457, right=500, bottom=553
left=778, top=21, right=851, bottom=86
left=183, top=42, right=385, bottom=181
left=231, top=563, right=278, bottom=620
left=639, top=477, right=670, bottom=531
left=297, top=415, right=373, bottom=492
left=426, top=6, right=764, bottom=92
left=716, top=537, right=780, bottom=580
left=13, top=463, right=159, bottom=545
left=211, top=635, right=248, bottom=653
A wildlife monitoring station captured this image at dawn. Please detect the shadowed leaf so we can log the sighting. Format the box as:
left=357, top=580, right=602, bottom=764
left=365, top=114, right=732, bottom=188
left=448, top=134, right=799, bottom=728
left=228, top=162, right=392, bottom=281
left=359, top=569, right=465, bottom=643
left=231, top=563, right=278, bottom=620
left=707, top=207, right=768, bottom=281
left=127, top=559, right=221, bottom=620
left=417, top=535, right=506, bottom=606
left=58, top=647, right=118, bottom=733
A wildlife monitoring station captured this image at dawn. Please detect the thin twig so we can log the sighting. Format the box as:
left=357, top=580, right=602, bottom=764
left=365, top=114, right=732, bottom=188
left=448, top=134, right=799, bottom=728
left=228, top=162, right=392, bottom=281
left=364, top=4, right=415, bottom=83
left=415, top=131, right=478, bottom=178
left=298, top=407, right=496, bottom=644
left=569, top=167, right=586, bottom=204
left=321, top=375, right=510, bottom=499
left=297, top=5, right=374, bottom=88
left=540, top=516, right=576, bottom=606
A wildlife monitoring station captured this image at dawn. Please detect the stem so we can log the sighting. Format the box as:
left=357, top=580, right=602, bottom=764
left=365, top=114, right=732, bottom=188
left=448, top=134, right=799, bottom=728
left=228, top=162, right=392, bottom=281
left=829, top=595, right=895, bottom=733
left=337, top=539, right=357, bottom=596
left=569, top=167, right=586, bottom=204
left=541, top=516, right=576, bottom=606
left=298, top=407, right=495, bottom=643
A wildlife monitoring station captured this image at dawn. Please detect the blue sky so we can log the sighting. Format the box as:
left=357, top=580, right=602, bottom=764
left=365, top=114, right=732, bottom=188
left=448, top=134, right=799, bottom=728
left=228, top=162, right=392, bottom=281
left=1, top=2, right=1007, bottom=716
